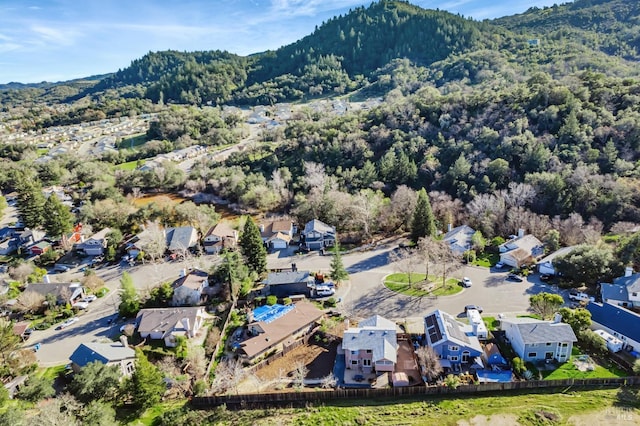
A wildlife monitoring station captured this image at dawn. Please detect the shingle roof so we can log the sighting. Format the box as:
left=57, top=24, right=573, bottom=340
left=424, top=310, right=483, bottom=353
left=205, top=222, right=236, bottom=239
left=587, top=302, right=640, bottom=343
left=502, top=317, right=577, bottom=344
left=613, top=273, right=640, bottom=293
left=442, top=225, right=475, bottom=252
left=69, top=342, right=135, bottom=367
left=303, top=219, right=335, bottom=235
left=174, top=269, right=208, bottom=291
left=265, top=271, right=312, bottom=286
left=136, top=306, right=204, bottom=337
left=601, top=283, right=629, bottom=302
left=167, top=226, right=197, bottom=251
left=342, top=315, right=398, bottom=363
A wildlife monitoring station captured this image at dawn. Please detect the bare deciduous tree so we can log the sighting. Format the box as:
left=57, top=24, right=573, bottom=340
left=321, top=373, right=337, bottom=389
left=415, top=345, right=443, bottom=383
left=416, top=237, right=444, bottom=281
left=211, top=359, right=245, bottom=395
left=81, top=273, right=105, bottom=294
left=389, top=248, right=421, bottom=288
left=429, top=190, right=465, bottom=230
left=292, top=360, right=308, bottom=390
left=16, top=290, right=45, bottom=314
left=9, top=262, right=35, bottom=284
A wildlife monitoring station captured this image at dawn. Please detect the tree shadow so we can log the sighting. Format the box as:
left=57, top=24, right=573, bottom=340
left=346, top=251, right=393, bottom=274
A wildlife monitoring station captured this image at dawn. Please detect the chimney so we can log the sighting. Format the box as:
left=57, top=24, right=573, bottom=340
left=517, top=228, right=525, bottom=238
left=625, top=267, right=633, bottom=278
left=181, top=317, right=191, bottom=337
left=344, top=319, right=350, bottom=329
left=43, top=274, right=51, bottom=284
left=120, top=335, right=128, bottom=347
left=553, top=313, right=562, bottom=324
left=291, top=263, right=297, bottom=272
left=447, top=223, right=452, bottom=232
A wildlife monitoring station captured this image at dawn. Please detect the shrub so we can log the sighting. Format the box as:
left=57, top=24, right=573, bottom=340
left=283, top=297, right=292, bottom=305
left=266, top=295, right=277, bottom=306
left=491, top=236, right=505, bottom=247
left=463, top=250, right=476, bottom=263
left=512, top=357, right=526, bottom=374
left=324, top=297, right=337, bottom=308
left=193, top=379, right=207, bottom=396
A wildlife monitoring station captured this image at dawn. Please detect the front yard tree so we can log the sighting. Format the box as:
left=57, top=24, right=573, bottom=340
left=389, top=248, right=420, bottom=288
left=69, top=361, right=121, bottom=403
left=411, top=188, right=436, bottom=243
left=239, top=216, right=266, bottom=274
left=553, top=244, right=613, bottom=288
left=559, top=307, right=592, bottom=334
left=128, top=349, right=165, bottom=409
left=330, top=240, right=348, bottom=285
left=471, top=230, right=486, bottom=253
left=417, top=237, right=442, bottom=281
left=529, top=292, right=564, bottom=320
left=43, top=194, right=73, bottom=238
left=118, top=272, right=140, bottom=317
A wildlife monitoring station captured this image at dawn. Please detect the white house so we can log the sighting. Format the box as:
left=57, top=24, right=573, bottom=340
left=171, top=269, right=209, bottom=306
left=600, top=268, right=640, bottom=308
left=76, top=227, right=111, bottom=256
left=136, top=306, right=209, bottom=347
left=260, top=219, right=294, bottom=250
left=501, top=316, right=576, bottom=363
left=587, top=302, right=640, bottom=352
left=499, top=232, right=544, bottom=268
left=203, top=222, right=238, bottom=254
left=537, top=246, right=576, bottom=276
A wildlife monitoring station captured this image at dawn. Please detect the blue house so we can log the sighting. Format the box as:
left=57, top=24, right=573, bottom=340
left=69, top=339, right=136, bottom=376
left=587, top=302, right=640, bottom=352
left=482, top=342, right=507, bottom=366
left=424, top=310, right=482, bottom=369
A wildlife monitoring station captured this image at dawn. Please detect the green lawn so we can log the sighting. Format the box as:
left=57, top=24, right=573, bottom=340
left=126, top=400, right=188, bottom=426
left=482, top=316, right=500, bottom=331
left=36, top=148, right=49, bottom=156
left=543, top=353, right=628, bottom=380
left=471, top=252, right=499, bottom=268
left=114, top=159, right=145, bottom=171
left=118, top=134, right=148, bottom=149
left=35, top=364, right=66, bottom=380
left=384, top=273, right=462, bottom=297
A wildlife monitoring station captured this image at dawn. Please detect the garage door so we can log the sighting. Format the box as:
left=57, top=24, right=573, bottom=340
left=271, top=239, right=287, bottom=249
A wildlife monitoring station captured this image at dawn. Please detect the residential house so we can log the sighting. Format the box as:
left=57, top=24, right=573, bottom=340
left=423, top=310, right=483, bottom=369
left=17, top=229, right=46, bottom=249
left=537, top=246, right=576, bottom=276
left=25, top=282, right=85, bottom=305
left=0, top=238, right=17, bottom=255
left=29, top=241, right=51, bottom=256
left=60, top=223, right=83, bottom=248
left=69, top=338, right=136, bottom=376
left=587, top=302, right=640, bottom=352
left=171, top=269, right=208, bottom=306
left=442, top=225, right=475, bottom=255
left=238, top=301, right=323, bottom=362
left=136, top=306, right=208, bottom=347
left=342, top=315, right=398, bottom=374
left=260, top=219, right=294, bottom=250
left=498, top=233, right=544, bottom=268
left=301, top=219, right=336, bottom=250
left=126, top=227, right=162, bottom=258
left=264, top=270, right=315, bottom=298
left=166, top=226, right=199, bottom=254
left=203, top=222, right=238, bottom=254
left=600, top=268, right=640, bottom=308
left=482, top=342, right=508, bottom=367
left=75, top=227, right=110, bottom=256
left=501, top=316, right=576, bottom=363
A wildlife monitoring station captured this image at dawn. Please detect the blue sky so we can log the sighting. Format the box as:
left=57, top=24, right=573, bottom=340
left=0, top=0, right=565, bottom=84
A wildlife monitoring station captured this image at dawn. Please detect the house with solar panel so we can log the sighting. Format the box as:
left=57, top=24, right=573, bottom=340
left=423, top=310, right=483, bottom=369
left=238, top=301, right=324, bottom=362
left=501, top=316, right=576, bottom=363
left=342, top=315, right=398, bottom=375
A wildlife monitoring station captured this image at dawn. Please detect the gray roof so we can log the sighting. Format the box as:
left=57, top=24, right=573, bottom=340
left=136, top=306, right=204, bottom=337
left=424, top=310, right=483, bottom=353
left=613, top=273, right=640, bottom=293
left=442, top=225, right=475, bottom=252
left=69, top=342, right=135, bottom=367
left=342, top=315, right=397, bottom=363
left=303, top=219, right=335, bottom=235
left=265, top=271, right=312, bottom=286
left=167, top=226, right=198, bottom=251
left=502, top=318, right=577, bottom=344
left=601, top=283, right=629, bottom=302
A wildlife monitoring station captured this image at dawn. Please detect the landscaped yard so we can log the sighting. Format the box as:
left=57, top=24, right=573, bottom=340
left=482, top=316, right=500, bottom=331
left=384, top=273, right=462, bottom=297
left=542, top=352, right=628, bottom=380
left=114, top=159, right=145, bottom=171
left=471, top=251, right=499, bottom=268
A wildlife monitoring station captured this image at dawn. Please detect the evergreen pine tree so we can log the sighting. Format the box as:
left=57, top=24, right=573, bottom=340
left=411, top=188, right=436, bottom=243
left=329, top=239, right=349, bottom=285
left=15, top=177, right=46, bottom=229
left=43, top=194, right=74, bottom=238
left=239, top=216, right=267, bottom=274
left=128, top=349, right=165, bottom=409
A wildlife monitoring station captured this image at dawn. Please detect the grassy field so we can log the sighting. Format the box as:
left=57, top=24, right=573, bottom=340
left=35, top=364, right=66, bottom=380
left=542, top=354, right=628, bottom=380
left=177, top=387, right=640, bottom=425
left=384, top=273, right=462, bottom=297
left=471, top=251, right=499, bottom=267
left=114, top=159, right=144, bottom=171
left=118, top=134, right=148, bottom=149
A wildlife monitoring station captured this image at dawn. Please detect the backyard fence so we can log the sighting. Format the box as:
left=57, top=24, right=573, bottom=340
left=205, top=300, right=237, bottom=378
left=191, top=376, right=640, bottom=409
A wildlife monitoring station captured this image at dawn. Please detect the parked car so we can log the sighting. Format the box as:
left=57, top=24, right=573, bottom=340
left=57, top=317, right=79, bottom=330
left=507, top=273, right=524, bottom=282
left=540, top=274, right=551, bottom=282
left=82, top=295, right=97, bottom=303
left=495, top=262, right=505, bottom=269
left=22, top=328, right=33, bottom=340
left=568, top=290, right=594, bottom=303
left=73, top=301, right=89, bottom=310
left=461, top=277, right=472, bottom=288
left=464, top=304, right=483, bottom=313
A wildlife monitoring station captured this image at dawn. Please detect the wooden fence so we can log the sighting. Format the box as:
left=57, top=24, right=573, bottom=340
left=205, top=300, right=237, bottom=378
left=246, top=326, right=320, bottom=373
left=191, top=376, right=640, bottom=409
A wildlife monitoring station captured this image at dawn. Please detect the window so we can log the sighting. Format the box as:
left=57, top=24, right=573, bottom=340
left=633, top=292, right=637, bottom=297
left=125, top=361, right=134, bottom=375
left=528, top=352, right=536, bottom=358
left=351, top=350, right=358, bottom=355
left=461, top=351, right=470, bottom=363
left=560, top=343, right=568, bottom=347
left=546, top=342, right=552, bottom=346
left=448, top=356, right=459, bottom=361
left=366, top=349, right=372, bottom=353
left=351, top=360, right=358, bottom=365
left=449, top=345, right=459, bottom=351
left=363, top=359, right=371, bottom=367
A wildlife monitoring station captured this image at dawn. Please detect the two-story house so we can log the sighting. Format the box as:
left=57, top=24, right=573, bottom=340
left=171, top=269, right=209, bottom=306
left=69, top=337, right=136, bottom=377
left=301, top=219, right=335, bottom=251
left=75, top=227, right=111, bottom=256
left=423, top=310, right=483, bottom=369
left=342, top=315, right=398, bottom=374
left=260, top=219, right=294, bottom=250
left=136, top=306, right=209, bottom=347
left=600, top=268, right=640, bottom=309
left=202, top=222, right=238, bottom=254
left=501, top=316, right=576, bottom=363
left=498, top=232, right=544, bottom=268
